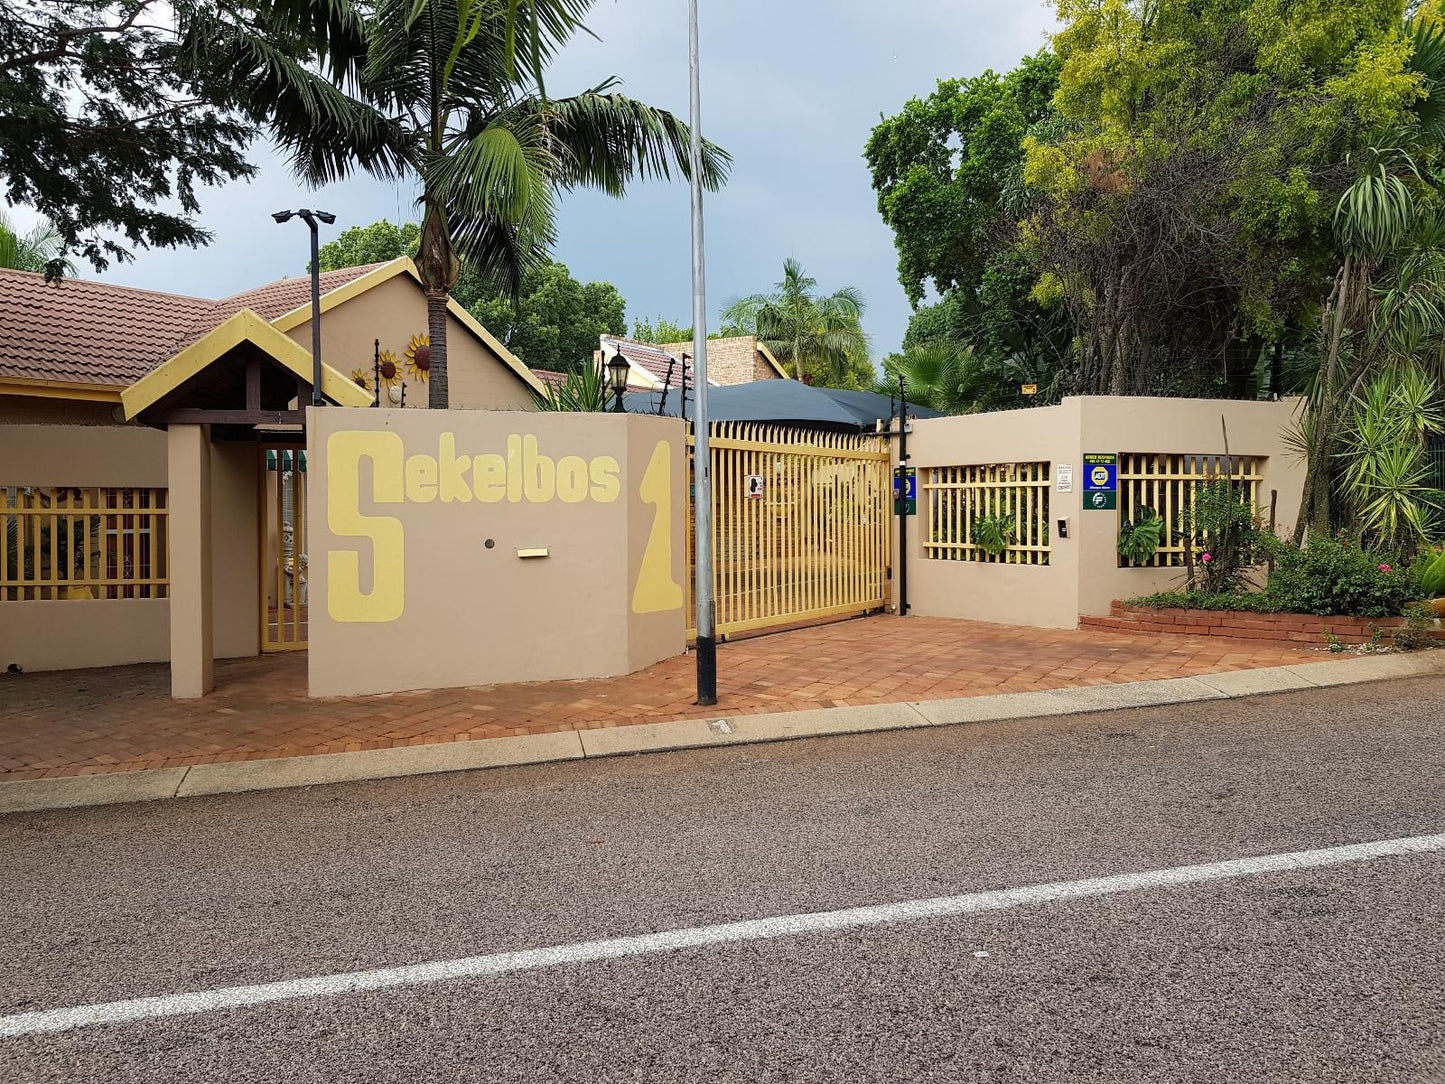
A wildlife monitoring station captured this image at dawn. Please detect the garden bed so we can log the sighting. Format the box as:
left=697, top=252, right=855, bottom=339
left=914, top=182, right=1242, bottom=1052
left=1082, top=601, right=1445, bottom=647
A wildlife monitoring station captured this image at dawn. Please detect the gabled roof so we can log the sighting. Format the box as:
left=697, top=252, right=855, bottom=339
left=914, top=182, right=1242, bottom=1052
left=0, top=257, right=544, bottom=399
left=121, top=309, right=374, bottom=420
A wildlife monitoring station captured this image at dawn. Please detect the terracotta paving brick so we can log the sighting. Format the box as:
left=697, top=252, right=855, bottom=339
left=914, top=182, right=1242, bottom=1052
left=0, top=615, right=1338, bottom=782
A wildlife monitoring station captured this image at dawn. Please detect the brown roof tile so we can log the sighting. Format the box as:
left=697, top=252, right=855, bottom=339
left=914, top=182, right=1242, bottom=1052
left=0, top=263, right=387, bottom=388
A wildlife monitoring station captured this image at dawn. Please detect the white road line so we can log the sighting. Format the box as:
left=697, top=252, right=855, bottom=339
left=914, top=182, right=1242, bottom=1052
left=5, top=830, right=1444, bottom=1039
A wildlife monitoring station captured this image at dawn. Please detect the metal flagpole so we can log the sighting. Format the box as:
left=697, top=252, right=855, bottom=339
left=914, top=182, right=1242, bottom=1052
left=687, top=0, right=717, bottom=705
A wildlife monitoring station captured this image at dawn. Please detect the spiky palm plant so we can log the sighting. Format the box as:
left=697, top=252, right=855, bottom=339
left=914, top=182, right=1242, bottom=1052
left=243, top=0, right=728, bottom=407
left=0, top=212, right=72, bottom=274
left=722, top=259, right=867, bottom=385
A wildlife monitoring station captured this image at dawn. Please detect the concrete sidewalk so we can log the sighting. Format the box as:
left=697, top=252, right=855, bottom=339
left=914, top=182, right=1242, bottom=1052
left=3, top=651, right=1438, bottom=815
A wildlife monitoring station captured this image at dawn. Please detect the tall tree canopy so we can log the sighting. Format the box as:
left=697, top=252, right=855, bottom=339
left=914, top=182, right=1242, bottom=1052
left=317, top=220, right=421, bottom=271
left=0, top=0, right=360, bottom=277
left=867, top=0, right=1437, bottom=399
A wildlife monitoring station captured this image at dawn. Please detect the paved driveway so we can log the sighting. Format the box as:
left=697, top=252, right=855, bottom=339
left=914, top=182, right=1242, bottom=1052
left=0, top=615, right=1329, bottom=780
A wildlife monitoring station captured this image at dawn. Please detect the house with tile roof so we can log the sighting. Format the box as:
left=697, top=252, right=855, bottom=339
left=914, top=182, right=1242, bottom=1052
left=0, top=257, right=545, bottom=683
left=592, top=334, right=790, bottom=394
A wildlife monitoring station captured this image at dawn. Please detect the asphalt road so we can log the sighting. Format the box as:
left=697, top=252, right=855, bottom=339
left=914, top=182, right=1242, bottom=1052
left=2, top=674, right=1444, bottom=1082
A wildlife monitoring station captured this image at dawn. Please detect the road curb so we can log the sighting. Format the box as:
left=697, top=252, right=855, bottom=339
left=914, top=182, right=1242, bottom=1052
left=3, top=652, right=1441, bottom=815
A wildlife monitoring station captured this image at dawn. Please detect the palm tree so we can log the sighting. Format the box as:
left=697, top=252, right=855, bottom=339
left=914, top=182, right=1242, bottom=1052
left=0, top=212, right=71, bottom=274
left=1293, top=15, right=1445, bottom=540
left=877, top=342, right=1054, bottom=415
left=248, top=0, right=728, bottom=407
left=722, top=258, right=867, bottom=385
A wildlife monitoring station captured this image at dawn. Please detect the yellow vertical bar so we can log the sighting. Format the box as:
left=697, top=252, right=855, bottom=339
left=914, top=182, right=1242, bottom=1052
left=292, top=457, right=305, bottom=646
left=274, top=456, right=285, bottom=647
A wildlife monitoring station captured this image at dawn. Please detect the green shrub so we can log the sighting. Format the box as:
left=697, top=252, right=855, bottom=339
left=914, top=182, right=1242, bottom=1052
left=1264, top=533, right=1416, bottom=617
left=1182, top=479, right=1267, bottom=593
left=1129, top=590, right=1285, bottom=613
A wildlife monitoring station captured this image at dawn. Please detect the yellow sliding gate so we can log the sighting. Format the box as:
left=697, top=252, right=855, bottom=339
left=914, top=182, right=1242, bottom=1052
left=686, top=423, right=892, bottom=638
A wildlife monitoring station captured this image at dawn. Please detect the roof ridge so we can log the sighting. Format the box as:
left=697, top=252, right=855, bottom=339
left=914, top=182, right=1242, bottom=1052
left=0, top=266, right=213, bottom=306
left=219, top=261, right=391, bottom=304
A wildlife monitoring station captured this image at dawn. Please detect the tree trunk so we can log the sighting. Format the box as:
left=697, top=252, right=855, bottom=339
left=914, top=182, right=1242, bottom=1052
left=426, top=287, right=449, bottom=409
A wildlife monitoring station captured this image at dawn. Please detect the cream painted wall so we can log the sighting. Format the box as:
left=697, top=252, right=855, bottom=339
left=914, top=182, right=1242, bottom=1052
left=306, top=408, right=685, bottom=697
left=284, top=275, right=537, bottom=411
left=901, top=396, right=1307, bottom=629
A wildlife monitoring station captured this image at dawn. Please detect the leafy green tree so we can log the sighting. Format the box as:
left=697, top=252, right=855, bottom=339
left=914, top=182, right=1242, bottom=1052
left=317, top=220, right=420, bottom=271
left=260, top=0, right=729, bottom=407
left=865, top=50, right=1060, bottom=306
left=0, top=210, right=70, bottom=273
left=0, top=0, right=360, bottom=277
left=721, top=258, right=869, bottom=387
left=632, top=315, right=694, bottom=343
left=467, top=259, right=626, bottom=371
left=1022, top=0, right=1419, bottom=395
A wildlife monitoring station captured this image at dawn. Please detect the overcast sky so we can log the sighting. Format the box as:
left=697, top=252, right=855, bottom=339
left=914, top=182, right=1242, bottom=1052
left=56, top=0, right=1056, bottom=360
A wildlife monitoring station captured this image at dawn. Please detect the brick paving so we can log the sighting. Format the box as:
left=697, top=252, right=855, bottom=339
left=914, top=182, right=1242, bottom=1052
left=0, top=616, right=1334, bottom=782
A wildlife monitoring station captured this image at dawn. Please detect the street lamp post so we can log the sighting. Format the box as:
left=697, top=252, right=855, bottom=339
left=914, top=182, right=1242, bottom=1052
left=687, top=0, right=717, bottom=705
left=272, top=209, right=336, bottom=406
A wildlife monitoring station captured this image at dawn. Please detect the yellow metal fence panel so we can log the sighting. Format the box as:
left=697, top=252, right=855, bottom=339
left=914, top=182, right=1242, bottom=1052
left=685, top=423, right=892, bottom=637
left=1, top=486, right=169, bottom=601
left=920, top=462, right=1052, bottom=565
left=1117, top=453, right=1263, bottom=568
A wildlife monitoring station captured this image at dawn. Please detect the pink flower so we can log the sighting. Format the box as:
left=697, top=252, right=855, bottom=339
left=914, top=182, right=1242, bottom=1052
left=1378, top=564, right=1391, bottom=573
left=1201, top=553, right=1213, bottom=564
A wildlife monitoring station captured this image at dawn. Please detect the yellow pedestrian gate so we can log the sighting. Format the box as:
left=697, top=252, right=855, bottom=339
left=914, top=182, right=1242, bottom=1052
left=686, top=424, right=892, bottom=638
left=258, top=442, right=308, bottom=651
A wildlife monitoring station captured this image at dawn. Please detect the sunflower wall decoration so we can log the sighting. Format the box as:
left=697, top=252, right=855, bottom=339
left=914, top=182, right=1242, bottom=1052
left=350, top=368, right=371, bottom=391
left=377, top=349, right=401, bottom=387
left=405, top=333, right=431, bottom=381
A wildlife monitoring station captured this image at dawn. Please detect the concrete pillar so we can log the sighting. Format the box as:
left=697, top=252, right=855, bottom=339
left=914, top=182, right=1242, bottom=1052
left=168, top=424, right=214, bottom=698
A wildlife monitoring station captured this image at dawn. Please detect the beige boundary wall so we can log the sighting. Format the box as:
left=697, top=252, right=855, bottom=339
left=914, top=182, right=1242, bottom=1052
left=0, top=423, right=259, bottom=671
left=306, top=408, right=686, bottom=697
left=901, top=396, right=1306, bottom=629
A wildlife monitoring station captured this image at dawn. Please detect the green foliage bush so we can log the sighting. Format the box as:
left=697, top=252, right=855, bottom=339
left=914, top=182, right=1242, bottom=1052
left=1265, top=533, right=1417, bottom=617
left=1417, top=546, right=1445, bottom=598
left=1132, top=533, right=1423, bottom=617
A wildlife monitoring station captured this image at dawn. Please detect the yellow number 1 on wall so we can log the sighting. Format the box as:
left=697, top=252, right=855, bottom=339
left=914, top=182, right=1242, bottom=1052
left=631, top=440, right=684, bottom=614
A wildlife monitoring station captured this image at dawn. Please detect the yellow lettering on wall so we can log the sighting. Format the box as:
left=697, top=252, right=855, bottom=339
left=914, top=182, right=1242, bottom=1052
left=556, top=455, right=589, bottom=504
left=438, top=433, right=472, bottom=503
left=472, top=454, right=507, bottom=502
left=522, top=434, right=555, bottom=502
left=327, top=430, right=405, bottom=623
left=506, top=434, right=523, bottom=503
left=590, top=456, right=621, bottom=503
left=631, top=440, right=683, bottom=614
left=405, top=454, right=438, bottom=503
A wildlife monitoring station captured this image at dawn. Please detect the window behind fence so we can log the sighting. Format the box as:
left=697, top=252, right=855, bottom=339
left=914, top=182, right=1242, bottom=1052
left=1117, top=454, right=1263, bottom=568
left=2, top=487, right=169, bottom=601
left=922, top=463, right=1052, bottom=565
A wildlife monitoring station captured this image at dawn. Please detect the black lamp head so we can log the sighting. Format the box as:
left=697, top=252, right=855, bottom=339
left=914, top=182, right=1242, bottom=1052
left=271, top=210, right=294, bottom=224
left=316, top=210, right=337, bottom=225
